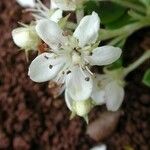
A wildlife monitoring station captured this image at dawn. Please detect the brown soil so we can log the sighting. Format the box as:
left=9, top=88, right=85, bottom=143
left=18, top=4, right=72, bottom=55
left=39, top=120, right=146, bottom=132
left=0, top=0, right=149, bottom=150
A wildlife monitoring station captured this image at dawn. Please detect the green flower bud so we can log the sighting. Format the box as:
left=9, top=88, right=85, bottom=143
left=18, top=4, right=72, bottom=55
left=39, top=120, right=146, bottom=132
left=73, top=99, right=93, bottom=117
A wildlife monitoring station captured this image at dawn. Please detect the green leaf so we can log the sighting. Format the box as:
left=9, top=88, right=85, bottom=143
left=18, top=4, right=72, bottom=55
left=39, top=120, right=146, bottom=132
left=139, top=0, right=150, bottom=6
left=126, top=0, right=142, bottom=4
left=142, top=69, right=150, bottom=87
left=84, top=0, right=100, bottom=14
left=99, top=1, right=126, bottom=24
left=106, top=13, right=133, bottom=29
left=84, top=1, right=127, bottom=25
left=84, top=1, right=133, bottom=31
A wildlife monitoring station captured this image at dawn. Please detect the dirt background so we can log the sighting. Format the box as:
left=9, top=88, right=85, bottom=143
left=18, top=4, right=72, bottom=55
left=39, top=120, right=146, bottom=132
left=0, top=0, right=149, bottom=150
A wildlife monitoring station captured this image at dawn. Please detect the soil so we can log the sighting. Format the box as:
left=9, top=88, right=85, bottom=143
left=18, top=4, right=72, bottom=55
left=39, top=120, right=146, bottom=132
left=0, top=0, right=149, bottom=150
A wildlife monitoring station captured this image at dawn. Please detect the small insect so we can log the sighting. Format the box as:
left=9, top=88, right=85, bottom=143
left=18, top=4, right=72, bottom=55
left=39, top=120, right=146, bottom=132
left=85, top=77, right=90, bottom=81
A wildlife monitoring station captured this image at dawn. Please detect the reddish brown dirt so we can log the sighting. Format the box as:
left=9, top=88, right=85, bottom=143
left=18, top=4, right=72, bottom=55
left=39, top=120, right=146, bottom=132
left=0, top=0, right=149, bottom=150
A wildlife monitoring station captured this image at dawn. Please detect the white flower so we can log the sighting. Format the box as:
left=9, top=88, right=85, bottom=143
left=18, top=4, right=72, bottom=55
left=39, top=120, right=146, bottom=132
left=51, top=0, right=85, bottom=11
left=12, top=25, right=40, bottom=50
left=91, top=72, right=125, bottom=111
left=16, top=0, right=36, bottom=7
left=90, top=144, right=107, bottom=150
left=28, top=0, right=62, bottom=22
left=28, top=12, right=122, bottom=102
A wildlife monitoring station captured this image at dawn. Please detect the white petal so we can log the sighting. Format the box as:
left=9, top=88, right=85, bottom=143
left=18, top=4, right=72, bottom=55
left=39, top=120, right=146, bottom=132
left=52, top=0, right=76, bottom=11
left=91, top=74, right=111, bottom=105
left=90, top=144, right=107, bottom=150
left=28, top=52, right=64, bottom=82
left=65, top=90, right=74, bottom=111
left=91, top=88, right=105, bottom=105
left=73, top=12, right=100, bottom=47
left=66, top=67, right=93, bottom=101
left=16, top=0, right=35, bottom=7
left=51, top=0, right=58, bottom=9
left=36, top=19, right=65, bottom=49
left=88, top=46, right=122, bottom=66
left=12, top=27, right=29, bottom=48
left=50, top=9, right=63, bottom=23
left=12, top=26, right=40, bottom=50
left=105, top=81, right=124, bottom=111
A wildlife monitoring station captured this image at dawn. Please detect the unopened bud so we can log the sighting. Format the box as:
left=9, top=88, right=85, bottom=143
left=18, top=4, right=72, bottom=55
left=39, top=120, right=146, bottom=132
left=73, top=99, right=93, bottom=117
left=12, top=26, right=40, bottom=50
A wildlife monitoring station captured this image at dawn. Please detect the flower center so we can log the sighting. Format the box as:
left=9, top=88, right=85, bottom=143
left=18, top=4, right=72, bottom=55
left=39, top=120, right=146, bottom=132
left=72, top=51, right=81, bottom=65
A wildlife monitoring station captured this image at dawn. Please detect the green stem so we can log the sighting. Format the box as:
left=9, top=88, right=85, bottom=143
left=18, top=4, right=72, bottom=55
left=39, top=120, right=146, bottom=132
left=108, top=34, right=127, bottom=46
left=123, top=51, right=150, bottom=77
left=128, top=10, right=144, bottom=20
left=99, top=17, right=150, bottom=41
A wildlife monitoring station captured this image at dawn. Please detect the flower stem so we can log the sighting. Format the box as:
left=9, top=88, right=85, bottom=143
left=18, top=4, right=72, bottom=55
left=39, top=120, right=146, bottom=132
left=108, top=34, right=127, bottom=46
left=99, top=17, right=150, bottom=41
left=123, top=51, right=150, bottom=77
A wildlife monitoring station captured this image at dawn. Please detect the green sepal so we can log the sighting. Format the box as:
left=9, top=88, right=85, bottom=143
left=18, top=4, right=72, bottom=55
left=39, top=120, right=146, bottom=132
left=83, top=115, right=89, bottom=124
left=70, top=111, right=76, bottom=120
left=58, top=14, right=71, bottom=29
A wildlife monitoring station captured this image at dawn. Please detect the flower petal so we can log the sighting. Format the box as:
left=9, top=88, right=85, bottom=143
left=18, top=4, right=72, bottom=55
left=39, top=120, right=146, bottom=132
left=36, top=19, right=65, bottom=49
left=12, top=26, right=40, bottom=50
left=16, top=0, right=35, bottom=7
left=105, top=81, right=124, bottom=111
left=91, top=74, right=111, bottom=105
left=65, top=90, right=74, bottom=111
left=91, top=89, right=105, bottom=105
left=66, top=67, right=93, bottom=101
left=88, top=46, right=122, bottom=66
left=52, top=0, right=76, bottom=11
left=91, top=81, right=105, bottom=105
left=73, top=11, right=100, bottom=47
left=90, top=144, right=107, bottom=150
left=50, top=9, right=63, bottom=23
left=51, top=0, right=58, bottom=9
left=12, top=27, right=29, bottom=48
left=28, top=52, right=64, bottom=82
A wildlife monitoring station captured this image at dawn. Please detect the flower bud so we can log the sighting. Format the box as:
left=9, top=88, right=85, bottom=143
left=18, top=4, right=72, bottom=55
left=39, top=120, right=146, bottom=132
left=12, top=26, right=40, bottom=50
left=73, top=99, right=93, bottom=117
left=52, top=0, right=85, bottom=11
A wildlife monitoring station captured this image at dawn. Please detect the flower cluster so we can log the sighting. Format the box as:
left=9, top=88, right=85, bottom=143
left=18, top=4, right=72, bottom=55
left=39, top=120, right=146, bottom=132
left=12, top=0, right=124, bottom=121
